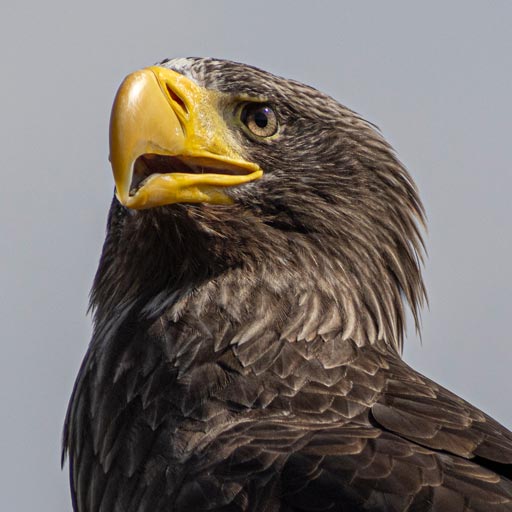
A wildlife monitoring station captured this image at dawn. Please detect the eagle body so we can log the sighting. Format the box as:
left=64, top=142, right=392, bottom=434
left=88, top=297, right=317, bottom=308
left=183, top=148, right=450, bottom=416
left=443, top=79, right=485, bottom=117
left=64, top=58, right=512, bottom=511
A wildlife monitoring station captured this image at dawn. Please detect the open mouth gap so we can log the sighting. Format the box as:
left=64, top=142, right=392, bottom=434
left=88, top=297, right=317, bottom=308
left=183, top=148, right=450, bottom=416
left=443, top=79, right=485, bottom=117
left=130, top=154, right=251, bottom=195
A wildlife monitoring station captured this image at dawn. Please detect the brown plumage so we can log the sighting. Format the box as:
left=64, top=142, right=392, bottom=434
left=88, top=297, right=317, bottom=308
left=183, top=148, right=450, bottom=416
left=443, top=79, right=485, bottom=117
left=63, top=57, right=512, bottom=511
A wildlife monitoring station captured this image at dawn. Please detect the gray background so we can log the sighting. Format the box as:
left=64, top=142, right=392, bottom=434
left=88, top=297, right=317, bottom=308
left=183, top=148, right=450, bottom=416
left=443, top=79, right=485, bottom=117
left=1, top=1, right=511, bottom=510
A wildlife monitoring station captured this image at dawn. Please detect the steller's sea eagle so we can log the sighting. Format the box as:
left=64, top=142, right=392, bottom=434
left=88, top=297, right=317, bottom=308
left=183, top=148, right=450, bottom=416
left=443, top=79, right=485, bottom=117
left=63, top=58, right=512, bottom=511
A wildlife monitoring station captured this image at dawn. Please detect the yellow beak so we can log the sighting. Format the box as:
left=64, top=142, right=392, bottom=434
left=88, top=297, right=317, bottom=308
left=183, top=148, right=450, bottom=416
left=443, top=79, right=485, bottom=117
left=109, top=66, right=263, bottom=209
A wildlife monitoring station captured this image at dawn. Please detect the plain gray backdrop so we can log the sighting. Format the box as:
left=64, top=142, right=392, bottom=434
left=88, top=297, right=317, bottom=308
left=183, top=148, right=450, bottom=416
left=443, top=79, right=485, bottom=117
left=1, top=1, right=511, bottom=510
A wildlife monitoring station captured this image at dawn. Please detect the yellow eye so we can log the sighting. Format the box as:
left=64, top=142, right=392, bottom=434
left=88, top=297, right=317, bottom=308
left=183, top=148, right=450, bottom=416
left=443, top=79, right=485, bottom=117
left=240, top=103, right=278, bottom=138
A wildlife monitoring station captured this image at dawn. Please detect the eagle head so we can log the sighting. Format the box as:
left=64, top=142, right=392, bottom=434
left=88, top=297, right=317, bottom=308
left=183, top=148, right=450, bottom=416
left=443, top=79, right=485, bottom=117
left=95, top=57, right=425, bottom=352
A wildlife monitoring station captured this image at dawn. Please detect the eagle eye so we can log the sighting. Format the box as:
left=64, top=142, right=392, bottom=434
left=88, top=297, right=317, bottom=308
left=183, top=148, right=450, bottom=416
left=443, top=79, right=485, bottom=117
left=240, top=103, right=278, bottom=138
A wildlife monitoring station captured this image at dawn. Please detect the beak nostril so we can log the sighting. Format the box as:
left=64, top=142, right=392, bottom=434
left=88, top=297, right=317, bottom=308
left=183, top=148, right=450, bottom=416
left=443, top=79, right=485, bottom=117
left=166, top=85, right=188, bottom=115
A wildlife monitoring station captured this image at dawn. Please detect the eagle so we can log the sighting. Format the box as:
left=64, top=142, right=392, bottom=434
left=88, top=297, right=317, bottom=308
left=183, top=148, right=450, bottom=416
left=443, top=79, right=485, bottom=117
left=63, top=58, right=512, bottom=511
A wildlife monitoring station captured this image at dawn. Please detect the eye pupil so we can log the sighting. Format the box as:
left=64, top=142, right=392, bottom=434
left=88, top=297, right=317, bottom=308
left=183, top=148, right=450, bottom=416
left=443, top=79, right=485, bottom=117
left=240, top=103, right=278, bottom=138
left=254, top=109, right=269, bottom=128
